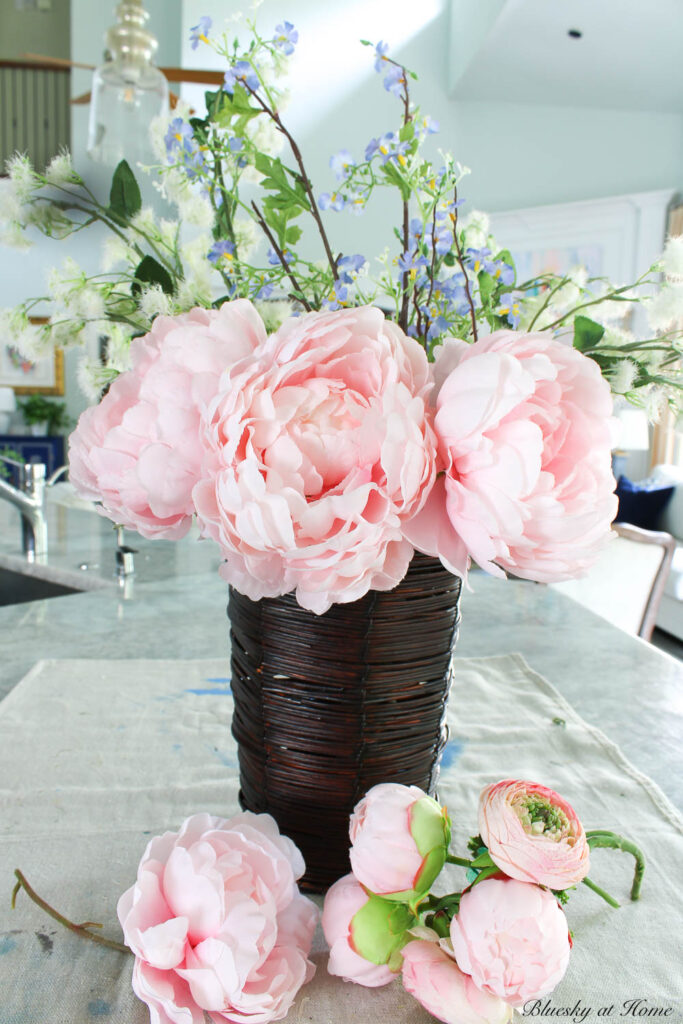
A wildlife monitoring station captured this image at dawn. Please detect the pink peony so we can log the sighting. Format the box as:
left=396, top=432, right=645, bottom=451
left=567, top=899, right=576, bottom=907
left=450, top=878, right=571, bottom=1007
left=117, top=811, right=316, bottom=1024
left=401, top=939, right=513, bottom=1024
left=479, top=779, right=590, bottom=889
left=349, top=783, right=450, bottom=899
left=321, top=874, right=398, bottom=988
left=69, top=301, right=266, bottom=538
left=404, top=331, right=617, bottom=582
left=192, top=306, right=437, bottom=614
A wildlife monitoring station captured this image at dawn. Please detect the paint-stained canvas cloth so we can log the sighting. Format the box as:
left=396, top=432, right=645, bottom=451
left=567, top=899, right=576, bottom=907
left=0, top=655, right=681, bottom=1023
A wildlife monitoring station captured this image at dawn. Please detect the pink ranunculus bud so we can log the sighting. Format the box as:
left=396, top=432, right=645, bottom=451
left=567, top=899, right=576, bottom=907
left=69, top=300, right=266, bottom=538
left=322, top=874, right=407, bottom=987
left=404, top=331, right=617, bottom=582
left=349, top=782, right=450, bottom=900
left=478, top=779, right=590, bottom=888
left=401, top=939, right=513, bottom=1024
left=117, top=811, right=317, bottom=1023
left=450, top=878, right=571, bottom=1007
left=192, top=305, right=438, bottom=614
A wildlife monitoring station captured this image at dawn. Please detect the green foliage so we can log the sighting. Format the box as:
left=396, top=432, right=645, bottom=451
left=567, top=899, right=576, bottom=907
left=132, top=256, right=175, bottom=297
left=17, top=395, right=70, bottom=435
left=573, top=315, right=606, bottom=352
left=108, top=160, right=142, bottom=221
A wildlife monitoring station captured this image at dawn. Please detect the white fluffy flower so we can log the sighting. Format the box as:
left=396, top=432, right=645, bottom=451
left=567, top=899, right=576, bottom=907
left=139, top=284, right=174, bottom=319
left=175, top=189, right=215, bottom=229
left=47, top=258, right=84, bottom=302
left=461, top=209, right=490, bottom=250
left=608, top=358, right=638, bottom=395
left=129, top=206, right=159, bottom=237
left=255, top=298, right=292, bottom=332
left=234, top=215, right=259, bottom=259
left=159, top=218, right=180, bottom=250
left=661, top=235, right=683, bottom=281
left=44, top=150, right=79, bottom=187
left=101, top=235, right=138, bottom=271
left=6, top=153, right=37, bottom=199
left=77, top=355, right=120, bottom=403
left=646, top=283, right=683, bottom=331
left=0, top=221, right=31, bottom=250
left=102, top=323, right=133, bottom=371
left=246, top=115, right=284, bottom=157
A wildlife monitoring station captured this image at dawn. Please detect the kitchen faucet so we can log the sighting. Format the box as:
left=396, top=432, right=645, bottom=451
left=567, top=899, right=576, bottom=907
left=0, top=455, right=48, bottom=561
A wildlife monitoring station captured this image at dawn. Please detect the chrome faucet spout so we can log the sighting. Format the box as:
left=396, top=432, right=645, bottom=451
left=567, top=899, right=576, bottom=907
left=0, top=460, right=48, bottom=560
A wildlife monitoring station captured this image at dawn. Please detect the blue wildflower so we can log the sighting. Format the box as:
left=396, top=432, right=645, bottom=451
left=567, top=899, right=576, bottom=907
left=365, top=137, right=380, bottom=161
left=383, top=64, right=407, bottom=97
left=267, top=247, right=293, bottom=265
left=255, top=280, right=274, bottom=300
left=224, top=61, right=260, bottom=95
left=273, top=21, right=298, bottom=56
left=372, top=131, right=409, bottom=166
left=398, top=251, right=429, bottom=285
left=337, top=254, right=366, bottom=283
left=491, top=261, right=515, bottom=286
left=426, top=314, right=451, bottom=341
left=228, top=137, right=244, bottom=153
left=164, top=118, right=193, bottom=159
left=465, top=247, right=495, bottom=275
left=190, top=16, right=212, bottom=50
left=374, top=40, right=389, bottom=72
left=318, top=191, right=346, bottom=212
left=330, top=149, right=355, bottom=181
left=419, top=115, right=439, bottom=136
left=208, top=240, right=235, bottom=265
left=323, top=280, right=349, bottom=310
left=498, top=294, right=521, bottom=327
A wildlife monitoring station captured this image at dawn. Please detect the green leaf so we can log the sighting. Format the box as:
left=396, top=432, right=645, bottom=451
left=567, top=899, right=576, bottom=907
left=131, top=256, right=174, bottom=297
left=470, top=850, right=495, bottom=869
left=478, top=271, right=495, bottom=306
left=573, top=315, right=605, bottom=352
left=109, top=160, right=141, bottom=220
left=399, top=121, right=415, bottom=143
left=382, top=162, right=411, bottom=201
left=285, top=224, right=302, bottom=245
left=360, top=39, right=373, bottom=46
left=350, top=895, right=415, bottom=965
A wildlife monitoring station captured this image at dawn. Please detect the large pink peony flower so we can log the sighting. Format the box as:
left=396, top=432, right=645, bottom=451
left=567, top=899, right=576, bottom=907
left=69, top=301, right=266, bottom=538
left=193, top=306, right=437, bottom=613
left=479, top=779, right=590, bottom=889
left=117, top=811, right=317, bottom=1024
left=321, top=873, right=398, bottom=988
left=450, top=878, right=571, bottom=1007
left=349, top=783, right=450, bottom=900
left=404, top=331, right=617, bottom=582
left=401, top=939, right=513, bottom=1024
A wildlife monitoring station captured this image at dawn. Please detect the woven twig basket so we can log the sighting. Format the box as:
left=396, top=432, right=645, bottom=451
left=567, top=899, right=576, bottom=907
left=228, top=552, right=462, bottom=890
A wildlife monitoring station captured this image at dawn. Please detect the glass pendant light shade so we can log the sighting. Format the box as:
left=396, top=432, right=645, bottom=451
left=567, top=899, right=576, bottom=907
left=87, top=0, right=169, bottom=167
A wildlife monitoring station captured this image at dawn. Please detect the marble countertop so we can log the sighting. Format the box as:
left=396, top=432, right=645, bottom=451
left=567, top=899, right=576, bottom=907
left=1, top=497, right=681, bottom=809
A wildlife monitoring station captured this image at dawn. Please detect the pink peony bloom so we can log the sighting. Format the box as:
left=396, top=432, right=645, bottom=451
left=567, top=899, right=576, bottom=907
left=192, top=306, right=437, bottom=614
left=450, top=878, right=571, bottom=1007
left=117, top=811, right=317, bottom=1024
left=349, top=783, right=450, bottom=899
left=404, top=331, right=617, bottom=582
left=322, top=874, right=398, bottom=988
left=401, top=939, right=513, bottom=1024
left=69, top=301, right=266, bottom=539
left=479, top=779, right=590, bottom=889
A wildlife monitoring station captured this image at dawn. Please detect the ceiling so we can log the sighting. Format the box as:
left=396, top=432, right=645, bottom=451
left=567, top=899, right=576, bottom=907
left=450, top=0, right=683, bottom=113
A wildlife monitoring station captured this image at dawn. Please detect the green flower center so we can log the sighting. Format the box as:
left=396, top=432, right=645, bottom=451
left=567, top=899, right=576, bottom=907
left=512, top=795, right=574, bottom=843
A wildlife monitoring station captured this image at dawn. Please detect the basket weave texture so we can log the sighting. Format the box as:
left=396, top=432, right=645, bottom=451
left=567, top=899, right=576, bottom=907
left=228, top=553, right=462, bottom=890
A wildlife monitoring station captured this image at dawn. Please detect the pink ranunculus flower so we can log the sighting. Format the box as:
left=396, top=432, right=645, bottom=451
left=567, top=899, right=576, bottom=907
left=349, top=783, right=450, bottom=900
left=404, top=331, right=617, bottom=582
left=117, top=811, right=317, bottom=1024
left=322, top=874, right=398, bottom=988
left=401, top=939, right=513, bottom=1024
left=69, top=301, right=266, bottom=539
left=479, top=779, right=590, bottom=889
left=450, top=878, right=571, bottom=1007
left=192, top=306, right=437, bottom=614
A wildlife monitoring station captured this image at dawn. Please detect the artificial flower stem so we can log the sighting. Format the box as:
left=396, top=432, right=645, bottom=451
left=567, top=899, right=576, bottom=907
left=11, top=869, right=131, bottom=955
left=450, top=187, right=478, bottom=343
left=250, top=200, right=312, bottom=310
left=585, top=830, right=646, bottom=901
left=445, top=855, right=473, bottom=868
left=581, top=875, right=620, bottom=909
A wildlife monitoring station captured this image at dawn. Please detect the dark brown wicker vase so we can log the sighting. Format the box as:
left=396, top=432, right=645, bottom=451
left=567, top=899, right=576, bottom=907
left=228, top=552, right=462, bottom=890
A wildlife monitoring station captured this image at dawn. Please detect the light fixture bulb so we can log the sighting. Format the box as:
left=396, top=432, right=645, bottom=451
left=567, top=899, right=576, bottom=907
left=87, top=0, right=169, bottom=167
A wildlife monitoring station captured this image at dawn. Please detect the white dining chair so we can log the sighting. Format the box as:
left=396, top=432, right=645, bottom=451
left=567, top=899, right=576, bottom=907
left=551, top=523, right=676, bottom=641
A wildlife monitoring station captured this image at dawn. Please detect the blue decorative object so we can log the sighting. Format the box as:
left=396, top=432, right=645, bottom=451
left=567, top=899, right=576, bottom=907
left=615, top=474, right=675, bottom=531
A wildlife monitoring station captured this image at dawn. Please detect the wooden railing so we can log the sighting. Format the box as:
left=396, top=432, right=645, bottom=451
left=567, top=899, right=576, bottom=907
left=0, top=60, right=70, bottom=172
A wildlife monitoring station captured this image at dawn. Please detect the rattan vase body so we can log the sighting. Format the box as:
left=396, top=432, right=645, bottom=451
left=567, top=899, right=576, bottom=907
left=228, top=552, right=462, bottom=890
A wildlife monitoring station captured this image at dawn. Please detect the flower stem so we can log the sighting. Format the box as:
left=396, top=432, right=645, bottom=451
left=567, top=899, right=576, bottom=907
left=11, top=869, right=131, bottom=955
left=581, top=875, right=620, bottom=908
left=445, top=855, right=473, bottom=868
left=585, top=830, right=646, bottom=901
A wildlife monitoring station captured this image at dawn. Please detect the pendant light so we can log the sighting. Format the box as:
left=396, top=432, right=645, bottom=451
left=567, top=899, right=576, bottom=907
left=87, top=0, right=169, bottom=168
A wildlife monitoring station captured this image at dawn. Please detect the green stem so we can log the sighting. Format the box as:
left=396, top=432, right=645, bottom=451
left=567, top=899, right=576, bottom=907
left=12, top=869, right=131, bottom=955
left=446, top=855, right=473, bottom=868
left=586, top=830, right=646, bottom=901
left=581, top=875, right=620, bottom=908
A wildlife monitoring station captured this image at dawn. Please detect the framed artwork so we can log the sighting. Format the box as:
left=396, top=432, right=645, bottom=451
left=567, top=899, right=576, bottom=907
left=0, top=317, right=64, bottom=395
